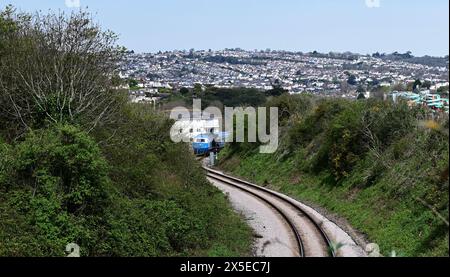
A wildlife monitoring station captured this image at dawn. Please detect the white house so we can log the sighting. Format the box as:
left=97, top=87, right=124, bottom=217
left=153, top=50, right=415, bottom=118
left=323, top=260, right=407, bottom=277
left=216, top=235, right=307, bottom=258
left=172, top=111, right=222, bottom=141
left=172, top=117, right=221, bottom=142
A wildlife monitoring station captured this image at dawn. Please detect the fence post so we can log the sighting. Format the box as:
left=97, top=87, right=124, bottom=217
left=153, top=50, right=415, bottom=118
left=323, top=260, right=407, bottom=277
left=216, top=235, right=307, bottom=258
left=209, top=152, right=216, bottom=167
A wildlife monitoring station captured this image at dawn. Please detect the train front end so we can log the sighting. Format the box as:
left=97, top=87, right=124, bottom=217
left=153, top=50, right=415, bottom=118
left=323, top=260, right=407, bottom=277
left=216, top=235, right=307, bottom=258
left=192, top=134, right=213, bottom=156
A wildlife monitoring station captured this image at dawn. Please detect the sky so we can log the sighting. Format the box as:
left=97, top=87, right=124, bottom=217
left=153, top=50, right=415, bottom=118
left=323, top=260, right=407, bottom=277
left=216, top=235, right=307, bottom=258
left=1, top=0, right=449, bottom=56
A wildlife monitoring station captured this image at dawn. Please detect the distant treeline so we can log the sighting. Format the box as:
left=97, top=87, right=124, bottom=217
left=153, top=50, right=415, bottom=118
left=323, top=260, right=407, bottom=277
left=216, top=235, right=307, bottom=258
left=373, top=52, right=449, bottom=68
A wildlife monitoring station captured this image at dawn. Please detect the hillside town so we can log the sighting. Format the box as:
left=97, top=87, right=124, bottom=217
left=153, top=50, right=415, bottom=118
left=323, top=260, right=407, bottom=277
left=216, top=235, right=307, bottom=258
left=121, top=49, right=449, bottom=112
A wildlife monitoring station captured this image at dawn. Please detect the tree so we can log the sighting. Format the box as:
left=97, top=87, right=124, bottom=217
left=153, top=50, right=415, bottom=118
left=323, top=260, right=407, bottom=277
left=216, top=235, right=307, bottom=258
left=437, top=86, right=449, bottom=95
left=368, top=79, right=380, bottom=90
left=347, top=75, right=358, bottom=86
left=422, top=80, right=432, bottom=90
left=357, top=93, right=366, bottom=100
left=128, top=79, right=139, bottom=89
left=406, top=82, right=415, bottom=92
left=267, top=86, right=288, bottom=97
left=179, top=87, right=190, bottom=95
left=0, top=8, right=124, bottom=135
left=193, top=83, right=203, bottom=94
left=413, top=79, right=422, bottom=92
left=267, top=80, right=288, bottom=97
left=357, top=85, right=366, bottom=93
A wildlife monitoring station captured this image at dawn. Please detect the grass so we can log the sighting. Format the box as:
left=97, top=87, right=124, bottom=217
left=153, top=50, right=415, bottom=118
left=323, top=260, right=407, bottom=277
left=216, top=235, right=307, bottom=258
left=219, top=150, right=448, bottom=257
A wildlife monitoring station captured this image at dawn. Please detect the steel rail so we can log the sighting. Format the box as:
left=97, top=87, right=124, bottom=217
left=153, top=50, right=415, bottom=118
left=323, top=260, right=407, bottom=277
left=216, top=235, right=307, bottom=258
left=205, top=167, right=336, bottom=257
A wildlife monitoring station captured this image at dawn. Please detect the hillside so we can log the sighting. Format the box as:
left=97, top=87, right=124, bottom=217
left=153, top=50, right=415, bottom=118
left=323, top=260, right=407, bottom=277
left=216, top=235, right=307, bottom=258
left=0, top=7, right=252, bottom=257
left=219, top=94, right=449, bottom=257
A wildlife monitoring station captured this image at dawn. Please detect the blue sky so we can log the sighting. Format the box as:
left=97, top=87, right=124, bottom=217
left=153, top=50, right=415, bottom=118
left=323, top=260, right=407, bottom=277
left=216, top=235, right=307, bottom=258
left=1, top=0, right=449, bottom=56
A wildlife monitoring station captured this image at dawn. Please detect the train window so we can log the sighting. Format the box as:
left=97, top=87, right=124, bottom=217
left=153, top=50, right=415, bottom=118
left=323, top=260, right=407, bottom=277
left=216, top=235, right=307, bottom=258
left=190, top=129, right=193, bottom=133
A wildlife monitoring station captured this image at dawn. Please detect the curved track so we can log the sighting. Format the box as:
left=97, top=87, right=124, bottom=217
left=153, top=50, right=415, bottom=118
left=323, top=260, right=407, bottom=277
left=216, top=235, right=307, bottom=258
left=205, top=166, right=336, bottom=257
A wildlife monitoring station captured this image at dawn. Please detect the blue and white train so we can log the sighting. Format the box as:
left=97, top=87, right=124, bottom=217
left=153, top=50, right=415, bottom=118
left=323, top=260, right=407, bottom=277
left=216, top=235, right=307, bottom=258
left=192, top=132, right=228, bottom=156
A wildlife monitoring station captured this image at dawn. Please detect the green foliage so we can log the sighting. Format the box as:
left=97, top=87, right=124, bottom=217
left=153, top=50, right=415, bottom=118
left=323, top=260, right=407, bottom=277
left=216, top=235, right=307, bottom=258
left=0, top=7, right=253, bottom=257
left=199, top=87, right=267, bottom=109
left=179, top=87, right=190, bottom=95
left=266, top=85, right=288, bottom=97
left=288, top=99, right=422, bottom=181
left=92, top=103, right=253, bottom=257
left=266, top=93, right=314, bottom=123
left=6, top=125, right=109, bottom=213
left=325, top=103, right=366, bottom=179
left=0, top=138, right=10, bottom=186
left=0, top=111, right=253, bottom=257
left=437, top=86, right=449, bottom=95
left=0, top=125, right=110, bottom=256
left=194, top=83, right=203, bottom=94
left=0, top=6, right=18, bottom=42
left=288, top=99, right=347, bottom=148
left=219, top=94, right=449, bottom=257
left=413, top=79, right=423, bottom=91
left=128, top=78, right=139, bottom=89
left=105, top=199, right=200, bottom=256
left=347, top=75, right=358, bottom=86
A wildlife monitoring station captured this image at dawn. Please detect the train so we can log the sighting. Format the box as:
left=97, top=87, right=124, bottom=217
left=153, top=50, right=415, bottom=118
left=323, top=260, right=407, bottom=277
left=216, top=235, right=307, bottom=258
left=192, top=132, right=228, bottom=156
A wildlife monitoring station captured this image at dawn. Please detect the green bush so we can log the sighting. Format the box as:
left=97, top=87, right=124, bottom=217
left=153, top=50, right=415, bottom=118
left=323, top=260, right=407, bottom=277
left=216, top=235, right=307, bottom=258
left=0, top=117, right=253, bottom=257
left=0, top=138, right=9, bottom=186
left=105, top=198, right=198, bottom=257
left=266, top=94, right=315, bottom=123
left=288, top=99, right=427, bottom=181
left=0, top=124, right=110, bottom=256
left=322, top=102, right=366, bottom=180
left=11, top=125, right=110, bottom=214
left=219, top=94, right=449, bottom=256
left=196, top=87, right=267, bottom=109
left=288, top=99, right=347, bottom=148
left=91, top=104, right=252, bottom=257
left=1, top=7, right=253, bottom=257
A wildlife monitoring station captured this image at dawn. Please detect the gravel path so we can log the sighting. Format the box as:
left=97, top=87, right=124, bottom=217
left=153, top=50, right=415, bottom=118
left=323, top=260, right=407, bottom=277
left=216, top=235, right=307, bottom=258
left=209, top=177, right=299, bottom=257
left=260, top=187, right=368, bottom=257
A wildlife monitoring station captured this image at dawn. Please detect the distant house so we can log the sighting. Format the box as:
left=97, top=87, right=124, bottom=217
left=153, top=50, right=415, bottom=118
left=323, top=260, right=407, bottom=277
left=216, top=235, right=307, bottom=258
left=390, top=91, right=449, bottom=114
left=172, top=117, right=222, bottom=142
left=129, top=95, right=160, bottom=104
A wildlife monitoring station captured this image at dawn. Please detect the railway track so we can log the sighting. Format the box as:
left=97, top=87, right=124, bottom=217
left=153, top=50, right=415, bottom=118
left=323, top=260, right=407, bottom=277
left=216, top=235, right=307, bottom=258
left=204, top=166, right=336, bottom=257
